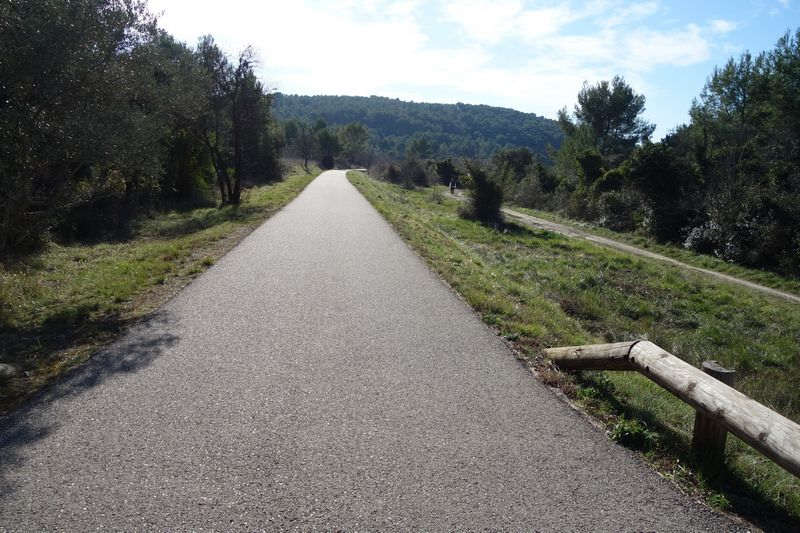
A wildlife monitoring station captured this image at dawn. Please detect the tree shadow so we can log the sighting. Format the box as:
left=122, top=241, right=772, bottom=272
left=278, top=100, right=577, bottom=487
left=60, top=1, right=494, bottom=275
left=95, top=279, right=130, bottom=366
left=581, top=372, right=800, bottom=532
left=1, top=304, right=133, bottom=401
left=0, top=311, right=178, bottom=498
left=139, top=203, right=260, bottom=239
left=500, top=220, right=561, bottom=241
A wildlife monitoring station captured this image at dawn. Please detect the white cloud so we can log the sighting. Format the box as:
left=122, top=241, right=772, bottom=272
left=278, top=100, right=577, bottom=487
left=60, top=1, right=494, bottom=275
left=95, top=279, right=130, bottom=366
left=621, top=24, right=710, bottom=69
left=516, top=6, right=578, bottom=40
left=710, top=19, right=737, bottom=34
left=442, top=0, right=616, bottom=43
left=443, top=0, right=525, bottom=43
left=145, top=0, right=723, bottom=134
left=602, top=1, right=660, bottom=27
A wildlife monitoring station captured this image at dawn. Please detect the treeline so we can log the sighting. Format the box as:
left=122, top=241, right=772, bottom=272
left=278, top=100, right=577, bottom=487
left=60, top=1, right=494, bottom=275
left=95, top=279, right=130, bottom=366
left=373, top=29, right=800, bottom=277
left=273, top=94, right=564, bottom=160
left=532, top=30, right=800, bottom=276
left=0, top=0, right=282, bottom=253
left=282, top=120, right=371, bottom=169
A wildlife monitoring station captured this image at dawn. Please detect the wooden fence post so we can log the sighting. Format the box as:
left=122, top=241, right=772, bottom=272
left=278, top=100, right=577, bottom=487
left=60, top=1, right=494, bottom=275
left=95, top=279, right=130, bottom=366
left=692, top=360, right=736, bottom=462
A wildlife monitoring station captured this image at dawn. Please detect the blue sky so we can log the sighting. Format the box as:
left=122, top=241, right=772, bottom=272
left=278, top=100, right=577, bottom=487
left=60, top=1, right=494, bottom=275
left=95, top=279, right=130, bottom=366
left=148, top=0, right=798, bottom=139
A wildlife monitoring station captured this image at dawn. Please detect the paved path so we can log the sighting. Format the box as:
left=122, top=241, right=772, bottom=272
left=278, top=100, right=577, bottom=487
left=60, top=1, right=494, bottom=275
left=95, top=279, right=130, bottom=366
left=0, top=171, right=740, bottom=530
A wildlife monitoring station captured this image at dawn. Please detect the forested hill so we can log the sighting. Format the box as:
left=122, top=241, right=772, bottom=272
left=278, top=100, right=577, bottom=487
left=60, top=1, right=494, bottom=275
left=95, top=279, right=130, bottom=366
left=272, top=94, right=563, bottom=160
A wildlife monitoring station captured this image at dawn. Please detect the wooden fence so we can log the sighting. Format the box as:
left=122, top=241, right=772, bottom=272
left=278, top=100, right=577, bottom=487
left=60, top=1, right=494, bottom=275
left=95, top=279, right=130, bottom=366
left=544, top=340, right=800, bottom=478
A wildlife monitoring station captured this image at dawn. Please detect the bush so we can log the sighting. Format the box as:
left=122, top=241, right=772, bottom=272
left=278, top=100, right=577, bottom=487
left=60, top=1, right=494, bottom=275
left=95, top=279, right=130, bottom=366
left=514, top=172, right=542, bottom=208
left=683, top=220, right=722, bottom=255
left=597, top=190, right=641, bottom=232
left=386, top=164, right=401, bottom=184
left=628, top=143, right=700, bottom=243
left=565, top=188, right=597, bottom=220
left=460, top=164, right=503, bottom=224
left=592, top=166, right=627, bottom=194
left=400, top=158, right=428, bottom=188
left=577, top=149, right=605, bottom=187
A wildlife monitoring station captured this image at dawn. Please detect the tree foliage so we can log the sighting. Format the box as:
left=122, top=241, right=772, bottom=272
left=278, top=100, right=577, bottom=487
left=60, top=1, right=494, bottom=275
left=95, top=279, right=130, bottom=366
left=559, top=76, right=655, bottom=165
left=679, top=33, right=800, bottom=272
left=435, top=159, right=459, bottom=186
left=0, top=0, right=282, bottom=252
left=460, top=163, right=503, bottom=225
left=508, top=29, right=800, bottom=276
left=273, top=94, right=563, bottom=160
left=339, top=122, right=370, bottom=166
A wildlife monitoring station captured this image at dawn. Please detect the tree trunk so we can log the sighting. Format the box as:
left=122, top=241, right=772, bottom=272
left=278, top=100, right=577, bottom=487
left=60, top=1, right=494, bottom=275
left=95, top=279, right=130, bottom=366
left=230, top=84, right=242, bottom=205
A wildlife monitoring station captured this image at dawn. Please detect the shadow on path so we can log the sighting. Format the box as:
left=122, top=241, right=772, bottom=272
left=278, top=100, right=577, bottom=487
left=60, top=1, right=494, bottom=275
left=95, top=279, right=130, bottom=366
left=0, top=311, right=178, bottom=498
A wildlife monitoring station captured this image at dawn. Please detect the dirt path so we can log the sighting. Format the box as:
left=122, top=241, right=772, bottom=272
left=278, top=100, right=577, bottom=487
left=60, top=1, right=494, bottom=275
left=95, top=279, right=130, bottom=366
left=499, top=206, right=800, bottom=304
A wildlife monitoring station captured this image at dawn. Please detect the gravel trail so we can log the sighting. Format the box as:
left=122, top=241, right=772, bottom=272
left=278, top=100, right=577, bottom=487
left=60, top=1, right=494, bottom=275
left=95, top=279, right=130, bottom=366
left=0, top=171, right=742, bottom=531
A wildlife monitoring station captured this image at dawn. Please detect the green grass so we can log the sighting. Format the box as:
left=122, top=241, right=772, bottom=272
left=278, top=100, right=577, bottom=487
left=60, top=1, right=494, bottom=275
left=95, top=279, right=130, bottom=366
left=510, top=205, right=800, bottom=297
left=349, top=171, right=800, bottom=530
left=0, top=166, right=320, bottom=412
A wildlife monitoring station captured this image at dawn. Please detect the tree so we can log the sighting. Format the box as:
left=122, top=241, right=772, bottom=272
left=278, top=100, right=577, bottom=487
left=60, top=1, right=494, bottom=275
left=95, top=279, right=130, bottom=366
left=435, top=158, right=459, bottom=186
left=679, top=36, right=800, bottom=272
left=460, top=163, right=503, bottom=224
left=197, top=35, right=235, bottom=204
left=491, top=147, right=533, bottom=181
left=271, top=93, right=564, bottom=160
left=627, top=143, right=700, bottom=242
left=339, top=122, right=370, bottom=165
left=232, top=50, right=280, bottom=187
left=196, top=40, right=277, bottom=204
left=406, top=135, right=434, bottom=160
left=315, top=128, right=341, bottom=169
left=0, top=0, right=162, bottom=249
left=562, top=76, right=655, bottom=165
left=293, top=122, right=315, bottom=169
left=0, top=0, right=285, bottom=252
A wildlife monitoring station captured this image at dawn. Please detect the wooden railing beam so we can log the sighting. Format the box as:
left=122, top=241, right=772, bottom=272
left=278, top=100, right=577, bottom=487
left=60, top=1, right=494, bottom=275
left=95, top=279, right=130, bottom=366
left=544, top=340, right=800, bottom=479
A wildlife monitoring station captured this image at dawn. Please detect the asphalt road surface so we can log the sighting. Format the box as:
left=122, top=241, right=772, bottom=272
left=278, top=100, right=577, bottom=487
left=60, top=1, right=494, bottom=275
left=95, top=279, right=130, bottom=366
left=0, top=171, right=741, bottom=531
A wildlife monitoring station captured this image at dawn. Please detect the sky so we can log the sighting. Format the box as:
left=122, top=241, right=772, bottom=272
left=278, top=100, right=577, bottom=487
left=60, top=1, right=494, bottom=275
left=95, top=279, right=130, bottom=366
left=146, top=0, right=798, bottom=139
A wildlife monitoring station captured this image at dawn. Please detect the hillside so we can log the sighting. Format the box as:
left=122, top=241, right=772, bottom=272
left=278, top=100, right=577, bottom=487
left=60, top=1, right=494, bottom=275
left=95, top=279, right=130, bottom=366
left=272, top=93, right=563, bottom=160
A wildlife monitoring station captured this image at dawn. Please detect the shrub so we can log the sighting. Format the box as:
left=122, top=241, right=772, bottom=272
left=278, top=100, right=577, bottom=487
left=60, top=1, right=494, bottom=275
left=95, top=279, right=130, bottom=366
left=385, top=164, right=401, bottom=184
left=460, top=164, right=503, bottom=224
left=514, top=172, right=542, bottom=208
left=400, top=158, right=428, bottom=188
left=565, top=188, right=597, bottom=220
left=598, top=190, right=641, bottom=232
left=628, top=143, right=700, bottom=243
left=435, top=158, right=459, bottom=186
left=592, top=166, right=627, bottom=194
left=683, top=221, right=719, bottom=254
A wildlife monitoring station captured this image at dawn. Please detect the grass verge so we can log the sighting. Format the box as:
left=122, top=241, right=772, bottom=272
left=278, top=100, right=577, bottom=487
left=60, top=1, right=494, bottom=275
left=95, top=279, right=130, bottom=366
left=510, top=205, right=800, bottom=297
left=0, top=165, right=321, bottom=414
left=349, top=171, right=800, bottom=531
